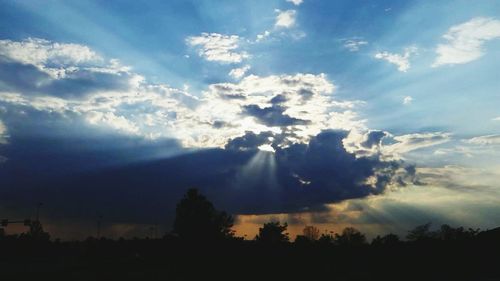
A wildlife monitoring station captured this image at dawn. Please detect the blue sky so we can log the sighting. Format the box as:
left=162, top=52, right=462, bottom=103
left=0, top=0, right=499, bottom=239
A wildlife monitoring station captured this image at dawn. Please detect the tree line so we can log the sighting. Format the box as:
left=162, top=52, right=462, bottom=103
left=1, top=188, right=499, bottom=281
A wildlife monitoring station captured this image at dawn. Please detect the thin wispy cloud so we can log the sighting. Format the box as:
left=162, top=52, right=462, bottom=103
left=466, top=134, right=500, bottom=145
left=186, top=33, right=249, bottom=63
left=342, top=38, right=368, bottom=52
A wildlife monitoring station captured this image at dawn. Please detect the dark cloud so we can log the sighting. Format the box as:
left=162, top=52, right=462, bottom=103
left=0, top=57, right=52, bottom=93
left=361, top=130, right=387, bottom=148
left=242, top=104, right=310, bottom=126
left=0, top=129, right=408, bottom=229
left=270, top=94, right=288, bottom=104
left=0, top=56, right=132, bottom=98
left=224, top=131, right=274, bottom=151
left=298, top=88, right=314, bottom=101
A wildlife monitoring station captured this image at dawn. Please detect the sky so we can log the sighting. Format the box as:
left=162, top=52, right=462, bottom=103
left=0, top=0, right=500, bottom=240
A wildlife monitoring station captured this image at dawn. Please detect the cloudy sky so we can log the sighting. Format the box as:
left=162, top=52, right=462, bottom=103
left=1, top=0, right=500, bottom=239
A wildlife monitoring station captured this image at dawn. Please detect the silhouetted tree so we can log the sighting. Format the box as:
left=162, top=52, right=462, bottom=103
left=437, top=224, right=479, bottom=241
left=294, top=235, right=311, bottom=245
left=172, top=188, right=234, bottom=240
left=335, top=227, right=366, bottom=246
left=303, top=225, right=320, bottom=241
left=406, top=223, right=434, bottom=241
left=317, top=233, right=335, bottom=245
left=255, top=222, right=289, bottom=244
left=372, top=233, right=400, bottom=246
left=23, top=220, right=50, bottom=241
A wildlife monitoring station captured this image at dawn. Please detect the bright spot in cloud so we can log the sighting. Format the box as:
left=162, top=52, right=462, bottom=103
left=258, top=144, right=276, bottom=153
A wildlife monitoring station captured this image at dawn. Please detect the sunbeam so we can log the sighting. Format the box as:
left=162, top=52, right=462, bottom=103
left=233, top=150, right=279, bottom=190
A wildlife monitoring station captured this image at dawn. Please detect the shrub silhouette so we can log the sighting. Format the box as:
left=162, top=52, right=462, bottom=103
left=172, top=188, right=234, bottom=240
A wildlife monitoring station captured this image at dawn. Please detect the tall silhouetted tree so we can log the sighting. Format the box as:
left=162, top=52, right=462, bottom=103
left=173, top=188, right=234, bottom=240
left=303, top=225, right=320, bottom=241
left=335, top=227, right=366, bottom=246
left=255, top=222, right=289, bottom=243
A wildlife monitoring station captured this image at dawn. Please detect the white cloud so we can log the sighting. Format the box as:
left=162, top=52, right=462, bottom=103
left=256, top=30, right=271, bottom=42
left=0, top=119, right=7, bottom=145
left=466, top=134, right=500, bottom=145
left=0, top=38, right=105, bottom=79
left=344, top=130, right=451, bottom=160
left=342, top=38, right=368, bottom=52
left=86, top=111, right=140, bottom=135
left=275, top=10, right=297, bottom=29
left=286, top=0, right=303, bottom=6
left=186, top=33, right=249, bottom=63
left=433, top=17, right=500, bottom=67
left=0, top=38, right=370, bottom=152
left=0, top=38, right=366, bottom=149
left=403, top=96, right=413, bottom=105
left=382, top=132, right=451, bottom=159
left=0, top=38, right=100, bottom=66
left=493, top=116, right=500, bottom=121
left=193, top=73, right=360, bottom=147
left=229, top=65, right=251, bottom=79
left=374, top=46, right=417, bottom=72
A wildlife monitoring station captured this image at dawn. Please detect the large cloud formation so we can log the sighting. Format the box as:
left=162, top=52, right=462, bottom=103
left=0, top=38, right=432, bottom=228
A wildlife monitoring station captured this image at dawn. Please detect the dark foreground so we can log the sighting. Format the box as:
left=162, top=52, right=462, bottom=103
left=1, top=229, right=500, bottom=281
